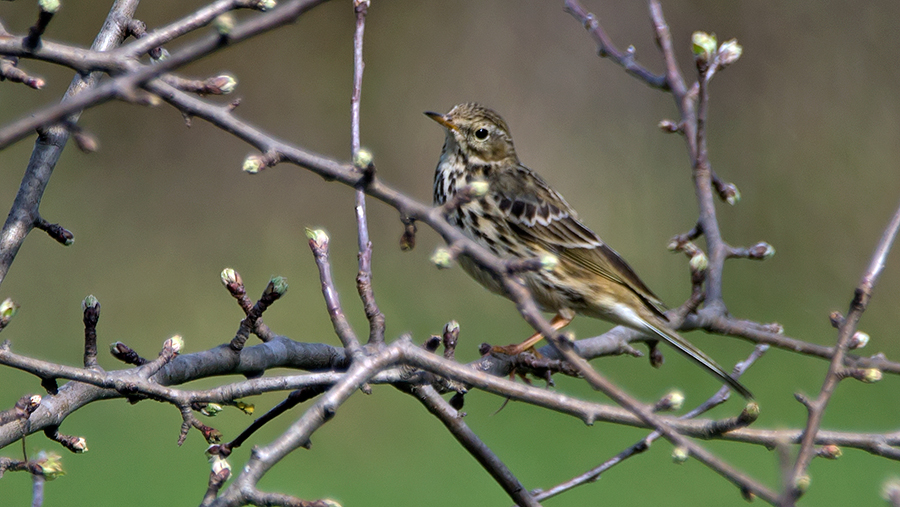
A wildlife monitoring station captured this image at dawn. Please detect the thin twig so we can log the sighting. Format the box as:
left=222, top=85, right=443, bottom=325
left=531, top=344, right=767, bottom=503
left=350, top=0, right=385, bottom=346
left=782, top=199, right=900, bottom=506
left=307, top=231, right=362, bottom=354
left=564, top=0, right=667, bottom=89
left=403, top=384, right=542, bottom=507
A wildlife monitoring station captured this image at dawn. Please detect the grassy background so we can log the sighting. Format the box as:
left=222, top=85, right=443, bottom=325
left=1, top=0, right=899, bottom=505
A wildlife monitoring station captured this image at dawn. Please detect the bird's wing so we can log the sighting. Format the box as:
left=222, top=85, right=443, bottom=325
left=491, top=164, right=666, bottom=314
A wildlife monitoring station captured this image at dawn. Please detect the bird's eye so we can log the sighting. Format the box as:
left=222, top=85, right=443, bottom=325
left=474, top=128, right=489, bottom=140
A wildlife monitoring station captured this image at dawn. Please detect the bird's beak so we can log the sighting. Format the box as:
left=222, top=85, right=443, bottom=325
left=424, top=111, right=460, bottom=132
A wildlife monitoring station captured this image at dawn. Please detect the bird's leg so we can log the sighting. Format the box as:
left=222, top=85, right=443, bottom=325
left=491, top=312, right=573, bottom=356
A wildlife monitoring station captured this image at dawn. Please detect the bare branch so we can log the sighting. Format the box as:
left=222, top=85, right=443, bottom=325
left=0, top=0, right=141, bottom=289
left=564, top=0, right=667, bottom=89
left=306, top=229, right=362, bottom=354
left=782, top=199, right=900, bottom=505
left=403, top=384, right=541, bottom=507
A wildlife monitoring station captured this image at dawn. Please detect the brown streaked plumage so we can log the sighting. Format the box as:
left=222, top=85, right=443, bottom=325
left=426, top=103, right=752, bottom=399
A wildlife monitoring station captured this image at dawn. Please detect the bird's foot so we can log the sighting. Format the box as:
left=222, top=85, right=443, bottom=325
left=490, top=343, right=541, bottom=358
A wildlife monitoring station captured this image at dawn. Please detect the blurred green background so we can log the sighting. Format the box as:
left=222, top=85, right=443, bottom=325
left=1, top=0, right=899, bottom=505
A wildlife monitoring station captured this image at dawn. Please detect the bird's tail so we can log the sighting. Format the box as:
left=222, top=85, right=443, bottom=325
left=642, top=320, right=753, bottom=399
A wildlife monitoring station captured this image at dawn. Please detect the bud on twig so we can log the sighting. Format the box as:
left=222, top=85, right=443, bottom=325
left=465, top=180, right=489, bottom=198
left=253, top=0, right=276, bottom=11
left=763, top=322, right=784, bottom=335
left=264, top=276, right=289, bottom=299
left=817, top=444, right=842, bottom=460
left=72, top=129, right=99, bottom=153
left=862, top=368, right=882, bottom=383
left=840, top=367, right=882, bottom=384
left=431, top=247, right=453, bottom=269
left=739, top=401, right=760, bottom=424
left=81, top=294, right=99, bottom=313
left=220, top=268, right=241, bottom=287
left=719, top=182, right=740, bottom=205
left=242, top=154, right=265, bottom=174
left=165, top=335, right=184, bottom=354
left=717, top=39, right=743, bottom=68
left=658, top=119, right=682, bottom=134
left=848, top=331, right=869, bottom=350
left=208, top=75, right=237, bottom=94
left=793, top=474, right=811, bottom=494
left=213, top=13, right=236, bottom=36
left=691, top=31, right=717, bottom=65
left=305, top=228, right=329, bottom=249
left=353, top=148, right=374, bottom=172
left=443, top=320, right=460, bottom=335
left=209, top=455, right=232, bottom=476
left=400, top=219, right=417, bottom=251
left=672, top=446, right=689, bottom=463
left=0, top=298, right=19, bottom=320
left=748, top=242, right=776, bottom=260
left=71, top=437, right=88, bottom=453
left=39, top=0, right=61, bottom=13
left=689, top=251, right=709, bottom=273
left=653, top=390, right=684, bottom=412
left=828, top=311, right=845, bottom=329
left=36, top=451, right=64, bottom=480
left=201, top=403, right=223, bottom=417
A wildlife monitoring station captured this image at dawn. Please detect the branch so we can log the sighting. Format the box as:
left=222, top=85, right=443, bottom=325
left=531, top=344, right=767, bottom=503
left=306, top=229, right=362, bottom=354
left=782, top=199, right=900, bottom=505
left=0, top=0, right=330, bottom=151
left=0, top=0, right=141, bottom=288
left=350, top=0, right=385, bottom=346
left=402, top=384, right=541, bottom=507
left=564, top=0, right=667, bottom=89
left=212, top=340, right=404, bottom=506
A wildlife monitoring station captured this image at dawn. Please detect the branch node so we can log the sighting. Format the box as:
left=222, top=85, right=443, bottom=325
left=794, top=392, right=813, bottom=411
left=34, top=217, right=74, bottom=246
left=109, top=341, right=148, bottom=365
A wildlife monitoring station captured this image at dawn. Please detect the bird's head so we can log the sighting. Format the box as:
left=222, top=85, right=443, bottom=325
left=425, top=103, right=517, bottom=164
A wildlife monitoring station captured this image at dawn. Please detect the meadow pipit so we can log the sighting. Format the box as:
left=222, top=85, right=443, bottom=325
left=426, top=103, right=752, bottom=399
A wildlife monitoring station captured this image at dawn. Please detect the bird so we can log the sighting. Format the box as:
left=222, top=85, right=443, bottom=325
left=425, top=103, right=752, bottom=399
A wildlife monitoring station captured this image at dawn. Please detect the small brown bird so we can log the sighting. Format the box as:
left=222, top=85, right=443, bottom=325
left=426, top=103, right=751, bottom=399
